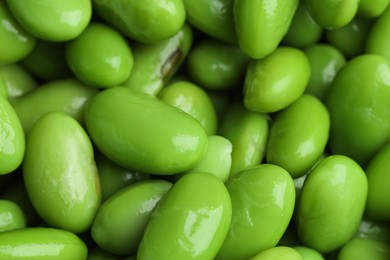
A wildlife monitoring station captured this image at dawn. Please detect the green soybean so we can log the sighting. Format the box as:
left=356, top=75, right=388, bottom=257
left=0, top=227, right=88, bottom=259
left=233, top=0, right=299, bottom=59
left=138, top=172, right=232, bottom=260
left=364, top=142, right=390, bottom=221
left=296, top=155, right=368, bottom=253
left=338, top=238, right=390, bottom=260
left=124, top=24, right=193, bottom=96
left=0, top=1, right=36, bottom=64
left=12, top=78, right=98, bottom=134
left=66, top=22, right=134, bottom=88
left=6, top=0, right=91, bottom=41
left=159, top=80, right=218, bottom=135
left=91, top=180, right=172, bottom=255
left=293, top=246, right=325, bottom=260
left=93, top=0, right=185, bottom=44
left=0, top=76, right=6, bottom=98
left=182, top=0, right=236, bottom=44
left=0, top=200, right=26, bottom=232
left=219, top=103, right=269, bottom=176
left=303, top=44, right=346, bottom=100
left=249, top=246, right=303, bottom=260
left=244, top=47, right=310, bottom=113
left=304, top=0, right=359, bottom=29
left=84, top=87, right=208, bottom=175
left=95, top=153, right=151, bottom=202
left=0, top=64, right=37, bottom=100
left=186, top=39, right=249, bottom=90
left=216, top=164, right=295, bottom=260
left=23, top=112, right=101, bottom=234
left=366, top=6, right=390, bottom=61
left=0, top=96, right=25, bottom=175
left=266, top=94, right=330, bottom=179
left=358, top=0, right=390, bottom=18
left=326, top=54, right=390, bottom=166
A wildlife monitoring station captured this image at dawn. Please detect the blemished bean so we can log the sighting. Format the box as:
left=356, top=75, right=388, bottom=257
left=5, top=0, right=91, bottom=41
left=23, top=112, right=101, bottom=234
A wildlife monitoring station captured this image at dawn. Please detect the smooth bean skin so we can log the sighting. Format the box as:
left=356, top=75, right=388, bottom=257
left=234, top=0, right=298, bottom=59
left=266, top=94, right=330, bottom=179
left=138, top=172, right=232, bottom=260
left=66, top=23, right=133, bottom=88
left=186, top=39, right=249, bottom=90
left=216, top=164, right=295, bottom=260
left=358, top=0, right=390, bottom=18
left=0, top=64, right=37, bottom=100
left=92, top=180, right=172, bottom=255
left=186, top=135, right=232, bottom=183
left=338, top=238, right=390, bottom=260
left=21, top=40, right=72, bottom=82
left=219, top=103, right=269, bottom=176
left=244, top=47, right=310, bottom=113
left=0, top=200, right=26, bottom=232
left=249, top=247, right=303, bottom=260
left=93, top=0, right=185, bottom=44
left=6, top=0, right=91, bottom=41
left=23, top=112, right=101, bottom=234
left=283, top=2, right=323, bottom=48
left=364, top=142, right=390, bottom=221
left=125, top=24, right=193, bottom=96
left=159, top=81, right=217, bottom=135
left=12, top=78, right=97, bottom=134
left=296, top=155, right=368, bottom=253
left=325, top=55, right=390, bottom=166
left=0, top=227, right=87, bottom=259
left=326, top=17, right=373, bottom=58
left=0, top=96, right=25, bottom=175
left=293, top=246, right=325, bottom=260
left=304, top=0, right=359, bottom=29
left=95, top=153, right=151, bottom=202
left=182, top=0, right=236, bottom=44
left=366, top=7, right=390, bottom=62
left=0, top=1, right=36, bottom=64
left=85, top=87, right=208, bottom=175
left=303, top=44, right=346, bottom=100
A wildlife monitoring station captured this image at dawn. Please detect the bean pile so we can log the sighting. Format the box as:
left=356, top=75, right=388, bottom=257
left=1, top=0, right=390, bottom=259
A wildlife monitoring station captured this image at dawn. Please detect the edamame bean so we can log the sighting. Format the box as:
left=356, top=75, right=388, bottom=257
left=216, top=164, right=295, bottom=260
left=92, top=180, right=172, bottom=255
left=0, top=64, right=37, bottom=100
left=364, top=142, right=390, bottom=221
left=0, top=1, right=36, bottom=64
left=6, top=0, right=91, bottom=41
left=293, top=246, right=325, bottom=260
left=0, top=76, right=7, bottom=99
left=366, top=6, right=390, bottom=61
left=124, top=24, right=193, bottom=96
left=0, top=95, right=25, bottom=175
left=93, top=0, right=185, bottom=44
left=358, top=0, right=390, bottom=18
left=244, top=47, right=310, bottom=113
left=326, top=54, right=390, bottom=166
left=249, top=246, right=303, bottom=260
left=219, top=103, right=269, bottom=176
left=338, top=238, right=390, bottom=260
left=296, top=155, right=368, bottom=253
left=0, top=200, right=26, bottom=232
left=159, top=80, right=218, bottom=135
left=84, top=87, right=208, bottom=175
left=233, top=0, right=299, bottom=59
left=303, top=44, right=346, bottom=100
left=304, top=0, right=359, bottom=28
left=66, top=23, right=134, bottom=88
left=0, top=227, right=88, bottom=259
left=182, top=0, right=236, bottom=44
left=23, top=112, right=101, bottom=234
left=283, top=2, right=323, bottom=48
left=137, top=172, right=232, bottom=260
left=266, top=94, right=330, bottom=179
left=95, top=153, right=151, bottom=202
left=186, top=39, right=249, bottom=90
